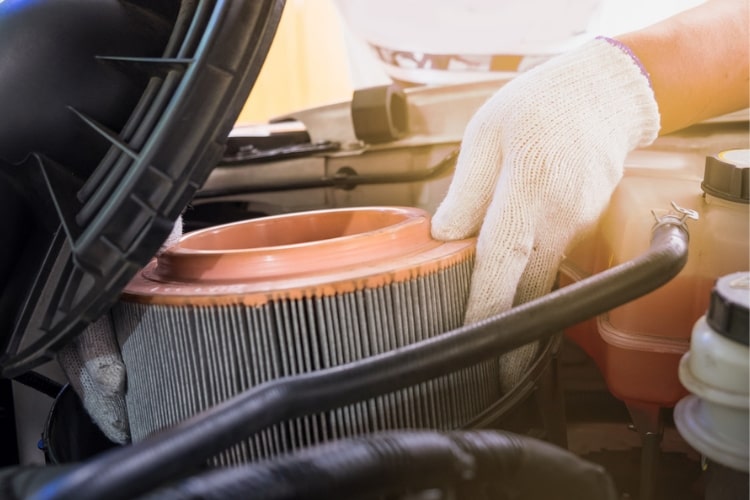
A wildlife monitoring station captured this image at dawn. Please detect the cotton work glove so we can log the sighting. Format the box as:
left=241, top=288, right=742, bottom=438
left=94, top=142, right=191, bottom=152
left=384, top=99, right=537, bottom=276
left=58, top=216, right=183, bottom=444
left=431, top=38, right=660, bottom=393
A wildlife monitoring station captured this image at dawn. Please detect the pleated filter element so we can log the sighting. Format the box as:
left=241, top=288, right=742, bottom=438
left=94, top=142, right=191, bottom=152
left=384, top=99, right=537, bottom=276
left=115, top=206, right=500, bottom=464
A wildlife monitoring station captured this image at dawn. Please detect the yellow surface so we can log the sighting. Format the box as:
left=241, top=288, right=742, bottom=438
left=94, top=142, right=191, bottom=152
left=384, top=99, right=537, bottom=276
left=236, top=0, right=354, bottom=125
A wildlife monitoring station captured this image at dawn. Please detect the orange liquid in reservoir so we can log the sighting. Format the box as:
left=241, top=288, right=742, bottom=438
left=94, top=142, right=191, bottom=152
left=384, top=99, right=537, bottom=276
left=561, top=173, right=748, bottom=405
left=605, top=273, right=717, bottom=344
left=561, top=253, right=729, bottom=407
left=588, top=174, right=749, bottom=345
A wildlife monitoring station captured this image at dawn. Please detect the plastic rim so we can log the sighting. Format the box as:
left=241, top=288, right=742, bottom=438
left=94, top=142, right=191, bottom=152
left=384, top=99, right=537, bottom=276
left=675, top=395, right=749, bottom=472
left=678, top=353, right=749, bottom=408
left=123, top=206, right=476, bottom=306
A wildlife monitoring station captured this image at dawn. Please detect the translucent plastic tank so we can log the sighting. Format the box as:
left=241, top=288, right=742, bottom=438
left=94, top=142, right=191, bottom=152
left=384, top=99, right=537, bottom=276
left=563, top=141, right=749, bottom=409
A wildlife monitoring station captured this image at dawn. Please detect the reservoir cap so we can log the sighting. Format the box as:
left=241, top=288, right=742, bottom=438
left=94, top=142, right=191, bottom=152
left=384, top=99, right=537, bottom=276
left=707, top=272, right=750, bottom=346
left=701, top=149, right=750, bottom=203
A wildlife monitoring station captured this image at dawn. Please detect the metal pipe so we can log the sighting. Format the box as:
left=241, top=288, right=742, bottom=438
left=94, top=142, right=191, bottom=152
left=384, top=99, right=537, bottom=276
left=32, top=216, right=690, bottom=500
left=194, top=148, right=459, bottom=198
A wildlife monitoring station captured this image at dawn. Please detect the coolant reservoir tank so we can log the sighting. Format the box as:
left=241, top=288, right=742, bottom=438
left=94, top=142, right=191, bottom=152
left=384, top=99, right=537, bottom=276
left=562, top=146, right=749, bottom=408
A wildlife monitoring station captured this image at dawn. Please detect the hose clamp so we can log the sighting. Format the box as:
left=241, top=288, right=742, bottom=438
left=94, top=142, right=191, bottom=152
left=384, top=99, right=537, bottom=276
left=651, top=201, right=699, bottom=232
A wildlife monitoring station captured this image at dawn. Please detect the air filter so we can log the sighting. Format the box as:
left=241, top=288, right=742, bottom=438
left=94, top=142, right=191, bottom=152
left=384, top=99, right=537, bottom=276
left=115, top=206, right=500, bottom=464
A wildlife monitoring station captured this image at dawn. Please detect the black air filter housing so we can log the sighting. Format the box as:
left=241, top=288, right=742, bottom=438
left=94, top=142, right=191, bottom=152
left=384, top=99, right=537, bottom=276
left=0, top=0, right=285, bottom=377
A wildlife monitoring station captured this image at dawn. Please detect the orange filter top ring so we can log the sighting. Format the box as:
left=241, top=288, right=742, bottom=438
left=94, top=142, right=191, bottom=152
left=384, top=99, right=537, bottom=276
left=123, top=206, right=475, bottom=306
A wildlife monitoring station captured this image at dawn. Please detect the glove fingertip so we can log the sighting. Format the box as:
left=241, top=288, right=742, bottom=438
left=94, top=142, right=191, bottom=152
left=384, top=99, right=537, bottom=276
left=159, top=214, right=184, bottom=255
left=87, top=358, right=127, bottom=396
left=431, top=223, right=469, bottom=241
left=430, top=208, right=480, bottom=241
left=104, top=420, right=131, bottom=445
left=81, top=392, right=131, bottom=444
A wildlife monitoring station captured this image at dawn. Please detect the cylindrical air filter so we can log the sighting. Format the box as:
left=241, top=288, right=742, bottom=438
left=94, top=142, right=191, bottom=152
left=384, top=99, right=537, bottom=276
left=115, top=206, right=500, bottom=464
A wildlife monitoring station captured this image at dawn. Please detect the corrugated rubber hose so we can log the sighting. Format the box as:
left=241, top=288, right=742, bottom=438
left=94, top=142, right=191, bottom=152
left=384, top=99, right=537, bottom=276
left=146, top=430, right=618, bottom=500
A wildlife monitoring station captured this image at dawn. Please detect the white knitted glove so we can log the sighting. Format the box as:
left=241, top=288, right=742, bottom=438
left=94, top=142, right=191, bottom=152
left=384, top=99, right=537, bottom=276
left=431, top=38, right=660, bottom=392
left=58, top=216, right=183, bottom=443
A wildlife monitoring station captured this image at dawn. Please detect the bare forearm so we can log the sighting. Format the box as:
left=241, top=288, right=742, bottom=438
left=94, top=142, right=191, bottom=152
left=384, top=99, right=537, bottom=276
left=617, top=0, right=749, bottom=134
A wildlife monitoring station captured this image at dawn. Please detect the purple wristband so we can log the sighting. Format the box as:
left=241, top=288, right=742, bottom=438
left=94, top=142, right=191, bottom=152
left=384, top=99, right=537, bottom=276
left=596, top=36, right=652, bottom=88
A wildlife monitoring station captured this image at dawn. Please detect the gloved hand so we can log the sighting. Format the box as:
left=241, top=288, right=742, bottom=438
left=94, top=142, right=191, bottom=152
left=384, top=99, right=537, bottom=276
left=431, top=38, right=660, bottom=392
left=58, top=216, right=183, bottom=444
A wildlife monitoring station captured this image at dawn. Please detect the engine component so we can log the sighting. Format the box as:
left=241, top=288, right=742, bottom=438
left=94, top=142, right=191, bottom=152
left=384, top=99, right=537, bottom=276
left=115, top=207, right=495, bottom=463
left=675, top=271, right=749, bottom=473
left=0, top=0, right=285, bottom=378
left=28, top=208, right=691, bottom=500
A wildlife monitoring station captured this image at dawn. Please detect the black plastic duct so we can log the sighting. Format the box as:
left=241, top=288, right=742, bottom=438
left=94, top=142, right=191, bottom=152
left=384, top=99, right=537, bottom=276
left=0, top=0, right=285, bottom=377
left=30, top=215, right=690, bottom=500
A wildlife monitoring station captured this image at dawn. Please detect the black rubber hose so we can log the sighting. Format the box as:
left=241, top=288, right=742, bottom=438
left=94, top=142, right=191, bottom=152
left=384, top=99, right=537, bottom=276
left=146, top=431, right=618, bottom=500
left=0, top=465, right=77, bottom=500
left=32, top=218, right=689, bottom=500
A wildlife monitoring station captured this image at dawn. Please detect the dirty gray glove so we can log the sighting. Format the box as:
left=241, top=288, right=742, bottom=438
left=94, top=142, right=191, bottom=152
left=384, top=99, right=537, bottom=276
left=58, top=217, right=183, bottom=443
left=431, top=38, right=660, bottom=392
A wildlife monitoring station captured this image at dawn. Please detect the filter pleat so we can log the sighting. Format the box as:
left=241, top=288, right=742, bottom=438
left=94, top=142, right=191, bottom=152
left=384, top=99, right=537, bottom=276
left=170, top=307, right=192, bottom=424
left=426, top=273, right=448, bottom=429
left=161, top=308, right=183, bottom=427
left=402, top=281, right=420, bottom=430
left=233, top=307, right=252, bottom=396
left=292, top=300, right=316, bottom=448
left=194, top=307, right=216, bottom=409
left=390, top=284, right=410, bottom=430
left=341, top=293, right=359, bottom=439
left=260, top=306, right=280, bottom=381
left=272, top=301, right=292, bottom=377
left=206, top=307, right=223, bottom=406
left=221, top=306, right=249, bottom=464
left=304, top=299, right=322, bottom=371
left=248, top=308, right=266, bottom=384
left=348, top=293, right=371, bottom=435
left=295, top=299, right=313, bottom=373
left=169, top=308, right=193, bottom=420
left=364, top=288, right=386, bottom=432
left=323, top=296, right=343, bottom=440
left=354, top=291, right=377, bottom=433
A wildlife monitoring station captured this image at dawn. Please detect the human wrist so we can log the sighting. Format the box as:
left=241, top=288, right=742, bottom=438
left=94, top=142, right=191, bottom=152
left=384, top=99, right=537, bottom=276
left=613, top=0, right=748, bottom=134
left=596, top=36, right=652, bottom=89
left=518, top=38, right=660, bottom=151
left=581, top=38, right=660, bottom=149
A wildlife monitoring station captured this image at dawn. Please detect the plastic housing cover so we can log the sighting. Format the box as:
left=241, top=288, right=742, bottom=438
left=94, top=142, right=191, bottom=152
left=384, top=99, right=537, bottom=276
left=0, top=0, right=285, bottom=376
